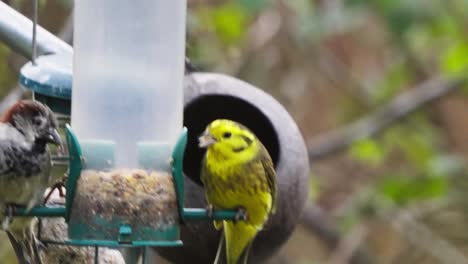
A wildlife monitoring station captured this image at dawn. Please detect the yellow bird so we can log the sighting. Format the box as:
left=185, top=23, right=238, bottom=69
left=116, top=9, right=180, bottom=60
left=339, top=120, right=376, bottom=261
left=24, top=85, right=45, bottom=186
left=199, top=119, right=277, bottom=264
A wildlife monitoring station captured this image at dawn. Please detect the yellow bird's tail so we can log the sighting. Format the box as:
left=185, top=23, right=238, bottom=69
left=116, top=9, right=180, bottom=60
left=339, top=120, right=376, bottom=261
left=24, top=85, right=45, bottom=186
left=214, top=221, right=258, bottom=264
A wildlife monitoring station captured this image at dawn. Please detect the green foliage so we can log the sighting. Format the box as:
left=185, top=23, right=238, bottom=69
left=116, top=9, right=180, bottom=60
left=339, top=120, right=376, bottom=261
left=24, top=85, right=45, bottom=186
left=199, top=3, right=249, bottom=46
left=441, top=41, right=468, bottom=77
left=428, top=13, right=460, bottom=38
left=349, top=139, right=385, bottom=166
left=378, top=174, right=448, bottom=205
left=212, top=4, right=247, bottom=45
left=392, top=125, right=437, bottom=171
left=187, top=1, right=259, bottom=68
left=348, top=113, right=440, bottom=170
left=308, top=172, right=321, bottom=201
left=348, top=111, right=449, bottom=207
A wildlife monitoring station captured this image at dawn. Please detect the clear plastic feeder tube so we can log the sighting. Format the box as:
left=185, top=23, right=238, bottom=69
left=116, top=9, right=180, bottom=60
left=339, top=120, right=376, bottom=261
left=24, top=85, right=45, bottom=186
left=72, top=0, right=186, bottom=169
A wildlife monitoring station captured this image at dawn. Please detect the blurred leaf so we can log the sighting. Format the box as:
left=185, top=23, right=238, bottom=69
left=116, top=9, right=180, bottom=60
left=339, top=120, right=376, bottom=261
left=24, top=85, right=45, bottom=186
left=385, top=9, right=418, bottom=35
left=308, top=172, right=320, bottom=201
left=399, top=133, right=434, bottom=169
left=429, top=14, right=460, bottom=38
left=349, top=138, right=385, bottom=166
left=441, top=41, right=468, bottom=77
left=378, top=174, right=448, bottom=205
left=204, top=3, right=249, bottom=45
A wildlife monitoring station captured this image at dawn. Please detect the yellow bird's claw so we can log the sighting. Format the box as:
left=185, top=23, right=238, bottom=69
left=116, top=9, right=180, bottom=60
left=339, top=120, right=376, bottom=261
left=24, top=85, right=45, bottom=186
left=213, top=220, right=223, bottom=230
left=206, top=204, right=214, bottom=219
left=234, top=207, right=248, bottom=222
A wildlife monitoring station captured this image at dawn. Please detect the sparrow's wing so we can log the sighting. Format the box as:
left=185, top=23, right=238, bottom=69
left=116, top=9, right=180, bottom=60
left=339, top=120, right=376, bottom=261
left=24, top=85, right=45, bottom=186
left=0, top=143, right=24, bottom=175
left=0, top=136, right=50, bottom=209
left=0, top=123, right=31, bottom=175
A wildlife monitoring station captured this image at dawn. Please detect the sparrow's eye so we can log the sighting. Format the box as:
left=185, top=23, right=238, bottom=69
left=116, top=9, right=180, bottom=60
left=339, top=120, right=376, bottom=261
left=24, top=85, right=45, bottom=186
left=222, top=132, right=232, bottom=139
left=33, top=117, right=43, bottom=127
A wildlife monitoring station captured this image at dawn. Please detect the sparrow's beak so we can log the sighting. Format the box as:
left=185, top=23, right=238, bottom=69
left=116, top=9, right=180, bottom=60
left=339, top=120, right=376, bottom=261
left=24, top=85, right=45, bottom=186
left=47, top=129, right=63, bottom=146
left=198, top=131, right=217, bottom=148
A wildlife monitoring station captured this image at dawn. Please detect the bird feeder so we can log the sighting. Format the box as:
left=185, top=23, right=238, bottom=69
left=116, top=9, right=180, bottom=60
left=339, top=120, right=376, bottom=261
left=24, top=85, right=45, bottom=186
left=4, top=0, right=310, bottom=263
left=67, top=0, right=186, bottom=246
left=13, top=0, right=240, bottom=255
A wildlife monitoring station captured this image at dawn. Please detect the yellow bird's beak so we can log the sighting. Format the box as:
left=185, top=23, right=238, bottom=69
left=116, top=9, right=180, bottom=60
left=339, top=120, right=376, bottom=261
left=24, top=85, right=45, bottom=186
left=198, top=131, right=217, bottom=148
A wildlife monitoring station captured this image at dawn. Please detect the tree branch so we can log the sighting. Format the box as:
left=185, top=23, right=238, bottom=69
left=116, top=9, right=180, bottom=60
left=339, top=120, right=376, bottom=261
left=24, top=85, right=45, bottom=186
left=326, top=223, right=370, bottom=264
left=390, top=210, right=468, bottom=263
left=307, top=77, right=468, bottom=160
left=301, top=203, right=341, bottom=247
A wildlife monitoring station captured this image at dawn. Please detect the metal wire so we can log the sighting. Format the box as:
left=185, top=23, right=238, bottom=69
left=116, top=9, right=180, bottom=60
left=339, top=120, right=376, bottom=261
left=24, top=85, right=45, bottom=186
left=95, top=246, right=99, bottom=264
left=31, top=0, right=38, bottom=65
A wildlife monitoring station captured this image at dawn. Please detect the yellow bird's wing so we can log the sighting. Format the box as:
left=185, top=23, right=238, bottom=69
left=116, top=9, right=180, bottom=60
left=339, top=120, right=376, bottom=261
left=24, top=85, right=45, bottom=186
left=259, top=145, right=277, bottom=215
left=200, top=155, right=223, bottom=230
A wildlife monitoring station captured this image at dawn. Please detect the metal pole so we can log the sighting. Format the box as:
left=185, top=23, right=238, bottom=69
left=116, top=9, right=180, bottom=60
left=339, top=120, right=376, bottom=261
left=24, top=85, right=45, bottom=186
left=0, top=1, right=72, bottom=59
left=31, top=0, right=38, bottom=64
left=94, top=246, right=99, bottom=264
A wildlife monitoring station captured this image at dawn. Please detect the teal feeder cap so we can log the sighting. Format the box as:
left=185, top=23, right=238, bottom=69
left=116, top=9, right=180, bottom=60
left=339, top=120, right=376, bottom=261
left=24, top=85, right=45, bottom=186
left=119, top=225, right=132, bottom=236
left=19, top=53, right=72, bottom=115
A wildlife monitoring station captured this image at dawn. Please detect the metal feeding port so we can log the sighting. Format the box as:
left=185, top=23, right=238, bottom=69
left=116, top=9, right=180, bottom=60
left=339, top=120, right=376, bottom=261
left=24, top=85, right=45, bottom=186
left=64, top=125, right=186, bottom=247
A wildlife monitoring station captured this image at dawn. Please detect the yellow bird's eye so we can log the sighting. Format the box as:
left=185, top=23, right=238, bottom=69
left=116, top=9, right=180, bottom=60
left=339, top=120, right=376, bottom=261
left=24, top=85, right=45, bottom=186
left=223, top=132, right=232, bottom=139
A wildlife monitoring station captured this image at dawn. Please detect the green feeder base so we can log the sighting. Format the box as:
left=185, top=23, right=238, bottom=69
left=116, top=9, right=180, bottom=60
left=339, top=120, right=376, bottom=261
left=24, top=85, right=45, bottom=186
left=64, top=240, right=183, bottom=248
left=64, top=126, right=188, bottom=247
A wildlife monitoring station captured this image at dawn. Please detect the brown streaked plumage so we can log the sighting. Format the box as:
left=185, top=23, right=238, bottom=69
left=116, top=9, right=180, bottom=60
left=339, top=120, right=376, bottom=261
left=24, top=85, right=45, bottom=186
left=0, top=100, right=62, bottom=264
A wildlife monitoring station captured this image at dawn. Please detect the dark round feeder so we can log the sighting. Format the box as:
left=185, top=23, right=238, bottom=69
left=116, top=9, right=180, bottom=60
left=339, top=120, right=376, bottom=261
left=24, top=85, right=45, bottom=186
left=155, top=73, right=310, bottom=263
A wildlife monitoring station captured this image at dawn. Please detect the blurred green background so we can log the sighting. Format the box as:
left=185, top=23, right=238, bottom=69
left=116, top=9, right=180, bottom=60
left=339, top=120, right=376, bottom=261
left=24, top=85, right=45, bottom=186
left=4, top=0, right=468, bottom=263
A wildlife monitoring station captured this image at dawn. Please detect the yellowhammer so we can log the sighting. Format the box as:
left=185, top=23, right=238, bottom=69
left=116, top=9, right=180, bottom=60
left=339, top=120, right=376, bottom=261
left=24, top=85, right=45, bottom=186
left=199, top=119, right=277, bottom=264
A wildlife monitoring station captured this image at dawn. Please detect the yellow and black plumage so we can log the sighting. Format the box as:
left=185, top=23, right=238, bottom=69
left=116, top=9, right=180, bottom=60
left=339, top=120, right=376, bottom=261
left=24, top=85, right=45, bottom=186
left=199, top=119, right=277, bottom=264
